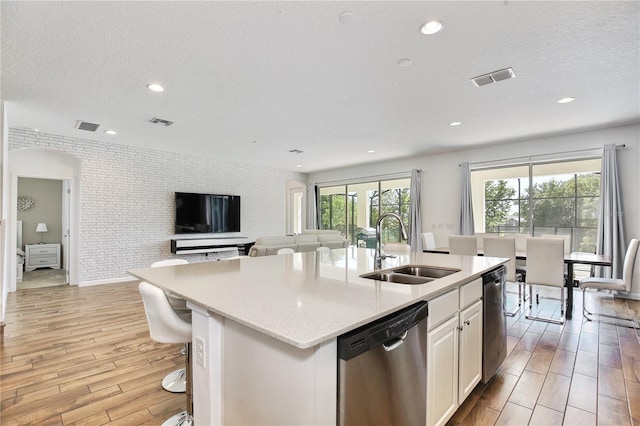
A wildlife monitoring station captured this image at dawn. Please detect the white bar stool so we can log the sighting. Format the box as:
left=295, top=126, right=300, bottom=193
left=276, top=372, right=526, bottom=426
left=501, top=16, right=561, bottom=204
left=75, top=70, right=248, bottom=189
left=151, top=259, right=189, bottom=393
left=139, top=281, right=193, bottom=426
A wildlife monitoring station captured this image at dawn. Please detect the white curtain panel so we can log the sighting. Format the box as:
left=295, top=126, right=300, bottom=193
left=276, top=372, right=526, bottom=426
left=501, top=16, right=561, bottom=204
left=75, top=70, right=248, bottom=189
left=409, top=169, right=423, bottom=252
left=459, top=162, right=475, bottom=235
left=307, top=184, right=318, bottom=230
left=596, top=144, right=626, bottom=278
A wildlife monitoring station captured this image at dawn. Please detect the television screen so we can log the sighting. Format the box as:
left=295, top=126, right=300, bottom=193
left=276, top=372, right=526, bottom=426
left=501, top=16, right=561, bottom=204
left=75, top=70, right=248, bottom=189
left=175, top=192, right=240, bottom=234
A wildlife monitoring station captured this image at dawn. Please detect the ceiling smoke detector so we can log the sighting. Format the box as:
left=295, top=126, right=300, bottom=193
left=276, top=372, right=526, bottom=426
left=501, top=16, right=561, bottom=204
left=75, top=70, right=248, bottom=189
left=471, top=67, right=516, bottom=87
left=288, top=149, right=304, bottom=154
left=76, top=120, right=100, bottom=132
left=149, top=117, right=174, bottom=126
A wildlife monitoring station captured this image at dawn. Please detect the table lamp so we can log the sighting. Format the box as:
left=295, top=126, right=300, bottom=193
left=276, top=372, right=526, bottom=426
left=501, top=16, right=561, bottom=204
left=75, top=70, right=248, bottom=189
left=36, top=222, right=48, bottom=243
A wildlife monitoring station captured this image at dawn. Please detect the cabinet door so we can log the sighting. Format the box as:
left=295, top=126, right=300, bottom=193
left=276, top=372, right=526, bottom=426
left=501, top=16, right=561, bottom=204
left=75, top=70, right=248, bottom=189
left=458, top=300, right=483, bottom=403
left=427, top=315, right=459, bottom=426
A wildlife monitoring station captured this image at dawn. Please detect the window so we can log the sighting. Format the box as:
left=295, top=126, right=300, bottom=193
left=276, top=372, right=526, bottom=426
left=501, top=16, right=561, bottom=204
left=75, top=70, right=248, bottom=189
left=472, top=159, right=601, bottom=252
left=318, top=178, right=411, bottom=246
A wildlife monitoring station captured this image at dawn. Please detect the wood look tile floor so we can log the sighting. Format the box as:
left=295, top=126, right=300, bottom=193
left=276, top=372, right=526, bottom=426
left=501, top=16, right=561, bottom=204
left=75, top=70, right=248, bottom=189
left=1, top=281, right=639, bottom=425
left=449, top=284, right=640, bottom=426
left=1, top=282, right=185, bottom=425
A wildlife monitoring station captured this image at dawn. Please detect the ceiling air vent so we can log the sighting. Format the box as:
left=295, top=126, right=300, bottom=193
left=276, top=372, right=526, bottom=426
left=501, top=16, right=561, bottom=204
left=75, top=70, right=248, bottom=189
left=471, top=67, right=515, bottom=87
left=76, top=121, right=100, bottom=132
left=288, top=149, right=304, bottom=154
left=149, top=117, right=174, bottom=127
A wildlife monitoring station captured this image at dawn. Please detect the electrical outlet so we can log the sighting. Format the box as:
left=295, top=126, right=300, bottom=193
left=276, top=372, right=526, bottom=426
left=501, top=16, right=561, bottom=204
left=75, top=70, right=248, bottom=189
left=196, top=336, right=206, bottom=368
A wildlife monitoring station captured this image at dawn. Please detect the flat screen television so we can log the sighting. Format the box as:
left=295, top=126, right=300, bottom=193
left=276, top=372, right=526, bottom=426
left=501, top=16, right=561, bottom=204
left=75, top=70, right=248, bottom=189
left=175, top=192, right=241, bottom=234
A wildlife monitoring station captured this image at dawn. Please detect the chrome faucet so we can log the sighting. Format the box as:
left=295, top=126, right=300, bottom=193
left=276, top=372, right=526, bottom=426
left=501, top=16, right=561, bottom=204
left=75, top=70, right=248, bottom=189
left=375, top=212, right=409, bottom=269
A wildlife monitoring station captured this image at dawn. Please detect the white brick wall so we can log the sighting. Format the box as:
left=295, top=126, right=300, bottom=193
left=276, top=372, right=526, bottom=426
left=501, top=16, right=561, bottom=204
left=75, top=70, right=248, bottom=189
left=9, top=129, right=306, bottom=282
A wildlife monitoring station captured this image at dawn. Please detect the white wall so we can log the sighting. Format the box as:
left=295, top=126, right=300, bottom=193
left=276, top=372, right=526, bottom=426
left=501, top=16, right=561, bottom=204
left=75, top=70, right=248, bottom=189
left=308, top=124, right=640, bottom=248
left=8, top=129, right=306, bottom=284
left=1, top=102, right=8, bottom=324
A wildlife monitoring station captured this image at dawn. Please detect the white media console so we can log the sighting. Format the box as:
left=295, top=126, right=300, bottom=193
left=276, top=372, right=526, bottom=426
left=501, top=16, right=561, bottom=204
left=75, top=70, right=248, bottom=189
left=171, top=237, right=255, bottom=256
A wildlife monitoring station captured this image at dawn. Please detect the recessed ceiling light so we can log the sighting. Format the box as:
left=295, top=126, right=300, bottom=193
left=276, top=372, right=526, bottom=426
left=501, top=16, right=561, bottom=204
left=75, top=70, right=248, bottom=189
left=338, top=11, right=355, bottom=24
left=296, top=164, right=303, bottom=168
left=397, top=58, right=413, bottom=67
left=104, top=130, right=117, bottom=135
left=449, top=121, right=462, bottom=126
left=420, top=20, right=444, bottom=35
left=368, top=150, right=376, bottom=153
left=557, top=97, right=575, bottom=104
left=146, top=83, right=164, bottom=92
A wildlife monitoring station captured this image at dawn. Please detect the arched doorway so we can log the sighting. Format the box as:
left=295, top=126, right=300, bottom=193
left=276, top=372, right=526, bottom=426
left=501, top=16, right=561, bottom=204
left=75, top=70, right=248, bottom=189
left=7, top=148, right=80, bottom=291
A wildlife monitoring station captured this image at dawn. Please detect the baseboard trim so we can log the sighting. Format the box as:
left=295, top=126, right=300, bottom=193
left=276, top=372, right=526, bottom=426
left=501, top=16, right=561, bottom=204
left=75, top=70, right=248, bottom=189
left=615, top=292, right=640, bottom=301
left=78, top=276, right=138, bottom=287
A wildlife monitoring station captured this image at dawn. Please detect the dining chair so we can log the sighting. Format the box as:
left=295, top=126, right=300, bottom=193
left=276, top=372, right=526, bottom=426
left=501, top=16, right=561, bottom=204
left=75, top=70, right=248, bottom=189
left=474, top=233, right=491, bottom=251
left=525, top=237, right=566, bottom=325
left=535, top=234, right=573, bottom=303
left=541, top=234, right=571, bottom=254
left=277, top=248, right=295, bottom=255
left=579, top=238, right=639, bottom=328
left=512, top=233, right=528, bottom=284
left=422, top=232, right=436, bottom=250
left=448, top=235, right=478, bottom=256
left=484, top=236, right=523, bottom=316
left=382, top=242, right=411, bottom=254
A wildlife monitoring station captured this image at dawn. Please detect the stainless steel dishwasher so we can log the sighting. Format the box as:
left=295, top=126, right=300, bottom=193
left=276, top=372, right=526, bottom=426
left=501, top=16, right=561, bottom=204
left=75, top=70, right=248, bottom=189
left=482, top=265, right=507, bottom=383
left=337, top=301, right=429, bottom=426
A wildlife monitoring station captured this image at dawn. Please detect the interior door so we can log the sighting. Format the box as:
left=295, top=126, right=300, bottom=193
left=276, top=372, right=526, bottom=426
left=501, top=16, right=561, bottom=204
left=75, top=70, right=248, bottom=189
left=287, top=186, right=305, bottom=235
left=62, top=180, right=70, bottom=284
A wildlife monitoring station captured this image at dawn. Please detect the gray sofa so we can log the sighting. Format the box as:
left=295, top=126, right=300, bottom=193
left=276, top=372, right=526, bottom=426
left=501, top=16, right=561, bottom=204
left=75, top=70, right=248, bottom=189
left=247, top=230, right=348, bottom=257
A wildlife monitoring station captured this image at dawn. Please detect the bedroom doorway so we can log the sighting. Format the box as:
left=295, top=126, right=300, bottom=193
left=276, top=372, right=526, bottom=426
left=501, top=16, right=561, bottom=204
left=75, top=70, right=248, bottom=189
left=16, top=177, right=68, bottom=289
left=8, top=148, right=80, bottom=293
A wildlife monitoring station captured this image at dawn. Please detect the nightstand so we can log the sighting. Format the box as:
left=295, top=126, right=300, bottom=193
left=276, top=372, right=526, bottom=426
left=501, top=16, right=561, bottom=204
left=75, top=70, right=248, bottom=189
left=25, top=243, right=61, bottom=271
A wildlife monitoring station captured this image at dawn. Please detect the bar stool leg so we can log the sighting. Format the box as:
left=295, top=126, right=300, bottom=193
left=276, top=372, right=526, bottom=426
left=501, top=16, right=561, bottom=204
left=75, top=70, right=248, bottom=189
left=162, top=343, right=193, bottom=426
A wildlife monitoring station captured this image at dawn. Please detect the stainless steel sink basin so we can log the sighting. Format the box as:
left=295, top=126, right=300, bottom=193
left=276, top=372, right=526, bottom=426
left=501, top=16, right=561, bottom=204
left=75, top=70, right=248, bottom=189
left=359, top=272, right=433, bottom=285
left=359, top=265, right=460, bottom=285
left=390, top=265, right=459, bottom=279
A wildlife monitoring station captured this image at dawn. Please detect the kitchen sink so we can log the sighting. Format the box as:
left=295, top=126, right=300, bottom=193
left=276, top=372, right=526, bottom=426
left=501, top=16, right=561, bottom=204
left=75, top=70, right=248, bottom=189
left=359, top=265, right=460, bottom=285
left=359, top=272, right=433, bottom=285
left=390, top=265, right=459, bottom=279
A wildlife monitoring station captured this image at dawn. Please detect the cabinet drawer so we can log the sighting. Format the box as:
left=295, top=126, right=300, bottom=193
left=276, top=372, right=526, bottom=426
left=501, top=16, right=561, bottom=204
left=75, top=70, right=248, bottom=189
left=427, top=288, right=459, bottom=331
left=28, top=255, right=58, bottom=266
left=460, top=278, right=482, bottom=309
left=28, top=247, right=57, bottom=255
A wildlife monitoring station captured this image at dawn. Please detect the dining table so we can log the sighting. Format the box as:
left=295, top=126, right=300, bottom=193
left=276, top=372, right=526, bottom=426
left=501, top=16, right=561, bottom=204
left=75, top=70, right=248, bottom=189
left=424, top=247, right=612, bottom=320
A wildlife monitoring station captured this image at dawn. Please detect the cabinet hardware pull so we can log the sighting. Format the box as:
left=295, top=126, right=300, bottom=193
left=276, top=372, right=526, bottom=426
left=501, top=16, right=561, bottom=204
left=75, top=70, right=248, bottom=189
left=464, top=320, right=471, bottom=326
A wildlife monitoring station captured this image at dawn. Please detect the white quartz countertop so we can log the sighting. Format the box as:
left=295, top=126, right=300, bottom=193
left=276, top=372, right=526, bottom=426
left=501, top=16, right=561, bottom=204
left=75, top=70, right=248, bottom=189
left=129, top=247, right=506, bottom=349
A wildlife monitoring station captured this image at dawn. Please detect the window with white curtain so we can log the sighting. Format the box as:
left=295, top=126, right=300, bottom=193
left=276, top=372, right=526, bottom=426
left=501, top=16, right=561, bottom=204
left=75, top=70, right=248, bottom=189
left=471, top=158, right=601, bottom=252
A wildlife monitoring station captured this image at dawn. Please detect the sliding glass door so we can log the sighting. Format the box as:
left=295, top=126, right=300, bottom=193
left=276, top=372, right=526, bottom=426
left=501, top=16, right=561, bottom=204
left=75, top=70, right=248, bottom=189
left=318, top=178, right=411, bottom=246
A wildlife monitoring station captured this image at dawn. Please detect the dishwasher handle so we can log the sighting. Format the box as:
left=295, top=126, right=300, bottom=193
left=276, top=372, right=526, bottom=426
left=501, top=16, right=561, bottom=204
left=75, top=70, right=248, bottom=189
left=382, top=331, right=408, bottom=351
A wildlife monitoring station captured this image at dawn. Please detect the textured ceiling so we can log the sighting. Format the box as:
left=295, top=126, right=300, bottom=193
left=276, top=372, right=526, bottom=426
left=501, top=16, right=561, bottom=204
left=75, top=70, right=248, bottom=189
left=2, top=1, right=639, bottom=172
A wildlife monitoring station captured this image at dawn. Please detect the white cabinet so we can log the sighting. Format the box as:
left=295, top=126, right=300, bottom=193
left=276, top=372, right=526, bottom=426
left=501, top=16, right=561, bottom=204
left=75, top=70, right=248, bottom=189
left=458, top=300, right=483, bottom=403
left=25, top=243, right=61, bottom=271
left=427, top=315, right=459, bottom=426
left=426, top=278, right=483, bottom=426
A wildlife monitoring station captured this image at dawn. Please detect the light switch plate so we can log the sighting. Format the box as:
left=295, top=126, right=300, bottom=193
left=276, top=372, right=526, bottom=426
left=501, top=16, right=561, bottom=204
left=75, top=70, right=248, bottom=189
left=196, top=336, right=206, bottom=368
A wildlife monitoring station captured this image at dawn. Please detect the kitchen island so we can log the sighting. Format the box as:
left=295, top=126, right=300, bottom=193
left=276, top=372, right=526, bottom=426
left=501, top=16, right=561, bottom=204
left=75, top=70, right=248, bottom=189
left=129, top=247, right=506, bottom=425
